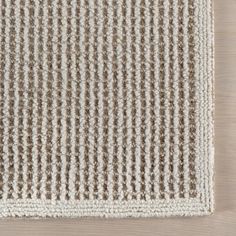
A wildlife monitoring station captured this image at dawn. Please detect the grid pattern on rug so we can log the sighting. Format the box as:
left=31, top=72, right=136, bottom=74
left=0, top=0, right=214, bottom=217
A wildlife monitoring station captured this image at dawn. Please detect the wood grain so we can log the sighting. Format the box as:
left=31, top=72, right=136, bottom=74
left=0, top=0, right=236, bottom=235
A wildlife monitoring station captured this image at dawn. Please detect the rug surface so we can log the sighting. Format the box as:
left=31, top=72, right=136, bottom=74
left=0, top=0, right=214, bottom=218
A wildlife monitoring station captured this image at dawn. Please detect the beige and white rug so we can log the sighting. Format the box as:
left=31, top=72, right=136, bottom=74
left=0, top=0, right=214, bottom=218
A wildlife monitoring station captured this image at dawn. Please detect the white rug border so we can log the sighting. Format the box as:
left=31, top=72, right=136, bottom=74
left=0, top=198, right=209, bottom=218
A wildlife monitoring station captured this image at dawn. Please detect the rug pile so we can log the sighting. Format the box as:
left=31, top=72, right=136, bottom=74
left=0, top=0, right=214, bottom=217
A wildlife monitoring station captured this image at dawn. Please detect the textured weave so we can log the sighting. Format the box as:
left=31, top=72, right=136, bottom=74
left=0, top=0, right=214, bottom=218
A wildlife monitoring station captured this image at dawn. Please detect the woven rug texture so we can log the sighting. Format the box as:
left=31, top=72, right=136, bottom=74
left=0, top=0, right=214, bottom=218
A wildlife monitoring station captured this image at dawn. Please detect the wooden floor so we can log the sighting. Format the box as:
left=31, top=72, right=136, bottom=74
left=0, top=0, right=236, bottom=235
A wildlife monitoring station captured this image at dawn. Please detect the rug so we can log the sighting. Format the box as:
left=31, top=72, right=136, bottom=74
left=0, top=0, right=214, bottom=218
